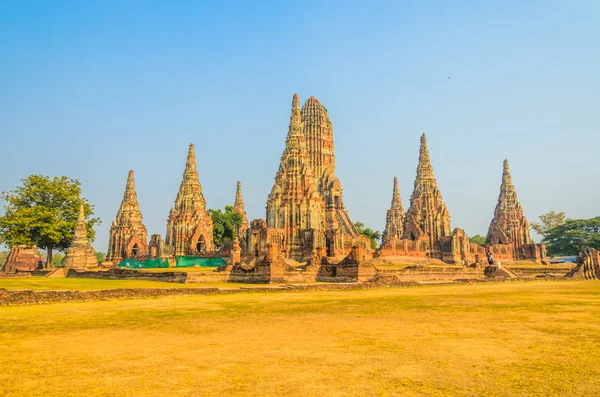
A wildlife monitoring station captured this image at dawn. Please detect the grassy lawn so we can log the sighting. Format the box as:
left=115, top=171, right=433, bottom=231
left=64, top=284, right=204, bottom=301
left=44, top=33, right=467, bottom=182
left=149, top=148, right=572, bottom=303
left=1, top=281, right=599, bottom=396
left=0, top=277, right=259, bottom=291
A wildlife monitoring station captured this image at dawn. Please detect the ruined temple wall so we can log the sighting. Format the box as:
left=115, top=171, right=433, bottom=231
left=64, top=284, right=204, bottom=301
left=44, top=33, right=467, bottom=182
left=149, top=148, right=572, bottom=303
left=378, top=237, right=430, bottom=258
left=2, top=246, right=41, bottom=273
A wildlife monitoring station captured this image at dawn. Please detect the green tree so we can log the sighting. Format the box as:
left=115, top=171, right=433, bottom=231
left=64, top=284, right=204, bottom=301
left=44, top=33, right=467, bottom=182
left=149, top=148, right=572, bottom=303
left=0, top=250, right=8, bottom=269
left=469, top=235, right=486, bottom=246
left=209, top=206, right=243, bottom=249
left=0, top=175, right=100, bottom=268
left=52, top=253, right=65, bottom=267
left=95, top=252, right=105, bottom=263
left=531, top=211, right=566, bottom=237
left=354, top=222, right=381, bottom=250
left=542, top=217, right=600, bottom=256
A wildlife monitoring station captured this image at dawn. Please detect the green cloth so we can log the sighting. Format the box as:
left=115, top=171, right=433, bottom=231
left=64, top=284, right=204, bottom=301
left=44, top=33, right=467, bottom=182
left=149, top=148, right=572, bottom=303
left=175, top=256, right=227, bottom=267
left=117, top=258, right=169, bottom=269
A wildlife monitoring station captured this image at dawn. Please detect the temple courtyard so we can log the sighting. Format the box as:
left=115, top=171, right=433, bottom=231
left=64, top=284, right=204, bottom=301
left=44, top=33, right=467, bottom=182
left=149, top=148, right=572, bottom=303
left=1, top=280, right=599, bottom=396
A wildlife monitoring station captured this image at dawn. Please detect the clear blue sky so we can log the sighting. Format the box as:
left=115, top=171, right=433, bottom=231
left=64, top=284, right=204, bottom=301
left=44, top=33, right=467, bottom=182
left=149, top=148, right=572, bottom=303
left=1, top=0, right=599, bottom=253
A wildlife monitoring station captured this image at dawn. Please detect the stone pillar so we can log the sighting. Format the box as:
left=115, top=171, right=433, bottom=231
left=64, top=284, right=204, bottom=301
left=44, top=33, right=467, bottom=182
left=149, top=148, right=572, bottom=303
left=266, top=242, right=279, bottom=263
left=231, top=238, right=241, bottom=264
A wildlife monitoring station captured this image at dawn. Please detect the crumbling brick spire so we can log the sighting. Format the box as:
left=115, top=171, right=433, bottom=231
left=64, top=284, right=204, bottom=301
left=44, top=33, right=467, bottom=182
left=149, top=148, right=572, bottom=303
left=486, top=159, right=531, bottom=247
left=266, top=94, right=326, bottom=258
left=403, top=133, right=451, bottom=247
left=381, top=176, right=405, bottom=245
left=106, top=170, right=149, bottom=263
left=165, top=144, right=214, bottom=255
left=233, top=181, right=249, bottom=237
left=64, top=202, right=98, bottom=268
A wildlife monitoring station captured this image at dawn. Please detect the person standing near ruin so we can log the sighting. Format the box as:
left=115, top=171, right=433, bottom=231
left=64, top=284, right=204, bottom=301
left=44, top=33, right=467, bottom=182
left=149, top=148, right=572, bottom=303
left=487, top=251, right=494, bottom=266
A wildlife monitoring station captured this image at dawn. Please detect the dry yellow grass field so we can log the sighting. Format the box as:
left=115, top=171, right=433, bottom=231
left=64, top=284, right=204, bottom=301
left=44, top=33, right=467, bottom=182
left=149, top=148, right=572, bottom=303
left=1, top=280, right=599, bottom=396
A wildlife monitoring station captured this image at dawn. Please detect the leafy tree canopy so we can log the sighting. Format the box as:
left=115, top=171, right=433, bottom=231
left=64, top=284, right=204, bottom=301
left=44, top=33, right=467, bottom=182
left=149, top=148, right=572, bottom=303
left=96, top=252, right=105, bottom=263
left=0, top=250, right=8, bottom=268
left=52, top=253, right=65, bottom=267
left=354, top=222, right=381, bottom=250
left=542, top=217, right=600, bottom=256
left=469, top=235, right=486, bottom=246
left=531, top=211, right=566, bottom=237
left=0, top=175, right=100, bottom=268
left=209, top=206, right=243, bottom=249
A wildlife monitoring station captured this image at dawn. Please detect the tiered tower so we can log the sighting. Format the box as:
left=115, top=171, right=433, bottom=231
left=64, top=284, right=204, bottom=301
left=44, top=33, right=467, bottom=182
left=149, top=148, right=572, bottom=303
left=266, top=94, right=326, bottom=259
left=63, top=203, right=99, bottom=268
left=165, top=144, right=214, bottom=255
left=403, top=133, right=451, bottom=246
left=300, top=96, right=359, bottom=241
left=486, top=160, right=532, bottom=247
left=106, top=170, right=149, bottom=263
left=233, top=181, right=249, bottom=238
left=381, top=176, right=405, bottom=246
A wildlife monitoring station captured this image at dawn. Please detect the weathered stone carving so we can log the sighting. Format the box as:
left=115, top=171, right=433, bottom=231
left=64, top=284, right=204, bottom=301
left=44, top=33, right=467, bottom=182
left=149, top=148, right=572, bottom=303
left=245, top=94, right=367, bottom=262
left=63, top=203, right=99, bottom=269
left=233, top=181, right=249, bottom=238
left=403, top=133, right=451, bottom=253
left=165, top=144, right=215, bottom=255
left=381, top=176, right=405, bottom=246
left=486, top=160, right=531, bottom=247
left=106, top=170, right=149, bottom=264
left=569, top=247, right=600, bottom=279
left=1, top=246, right=41, bottom=273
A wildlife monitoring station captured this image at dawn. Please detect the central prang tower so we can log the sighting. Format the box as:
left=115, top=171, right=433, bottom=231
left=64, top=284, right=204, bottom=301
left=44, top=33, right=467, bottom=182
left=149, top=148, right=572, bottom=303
left=248, top=94, right=366, bottom=261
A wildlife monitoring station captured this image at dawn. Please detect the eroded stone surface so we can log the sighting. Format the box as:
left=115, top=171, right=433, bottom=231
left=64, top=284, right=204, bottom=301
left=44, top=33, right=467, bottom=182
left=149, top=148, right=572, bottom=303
left=1, top=246, right=40, bottom=273
left=486, top=160, right=531, bottom=247
left=63, top=203, right=98, bottom=269
left=165, top=144, right=214, bottom=255
left=233, top=181, right=249, bottom=239
left=245, top=94, right=367, bottom=262
left=106, top=170, right=149, bottom=264
left=381, top=176, right=405, bottom=246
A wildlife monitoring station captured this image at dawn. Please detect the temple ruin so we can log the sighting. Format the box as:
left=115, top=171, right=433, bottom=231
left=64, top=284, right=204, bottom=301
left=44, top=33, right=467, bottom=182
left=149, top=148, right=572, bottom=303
left=1, top=246, right=41, bottom=273
left=165, top=143, right=215, bottom=256
left=105, top=170, right=149, bottom=264
left=378, top=141, right=547, bottom=264
left=93, top=93, right=548, bottom=276
left=243, top=94, right=368, bottom=261
left=63, top=203, right=99, bottom=269
left=233, top=181, right=249, bottom=240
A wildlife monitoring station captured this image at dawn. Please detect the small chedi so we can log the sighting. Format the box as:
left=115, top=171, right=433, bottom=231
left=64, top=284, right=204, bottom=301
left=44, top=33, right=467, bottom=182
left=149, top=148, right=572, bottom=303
left=244, top=94, right=367, bottom=261
left=63, top=203, right=99, bottom=269
left=381, top=177, right=405, bottom=246
left=378, top=139, right=547, bottom=264
left=233, top=181, right=249, bottom=239
left=105, top=170, right=149, bottom=264
left=1, top=246, right=41, bottom=273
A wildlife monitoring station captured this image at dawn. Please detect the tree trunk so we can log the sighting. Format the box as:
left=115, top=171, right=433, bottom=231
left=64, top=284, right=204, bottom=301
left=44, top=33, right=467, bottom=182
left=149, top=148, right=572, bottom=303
left=47, top=246, right=55, bottom=269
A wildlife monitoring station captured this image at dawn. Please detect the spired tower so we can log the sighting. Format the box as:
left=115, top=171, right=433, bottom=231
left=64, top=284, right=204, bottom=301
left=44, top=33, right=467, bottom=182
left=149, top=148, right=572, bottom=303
left=233, top=181, right=249, bottom=238
left=106, top=170, right=149, bottom=263
left=381, top=176, right=405, bottom=246
left=486, top=160, right=532, bottom=247
left=64, top=202, right=99, bottom=269
left=300, top=96, right=359, bottom=246
left=403, top=133, right=451, bottom=248
left=266, top=94, right=326, bottom=259
left=165, top=144, right=215, bottom=255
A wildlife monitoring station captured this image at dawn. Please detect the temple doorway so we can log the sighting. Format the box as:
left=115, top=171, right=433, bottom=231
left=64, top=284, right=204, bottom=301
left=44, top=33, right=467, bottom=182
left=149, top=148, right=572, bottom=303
left=131, top=243, right=139, bottom=257
left=196, top=235, right=206, bottom=253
